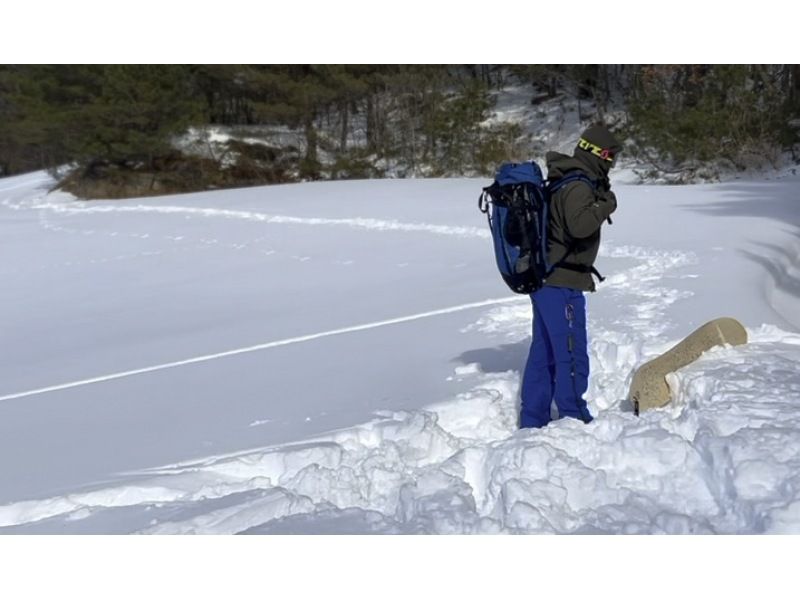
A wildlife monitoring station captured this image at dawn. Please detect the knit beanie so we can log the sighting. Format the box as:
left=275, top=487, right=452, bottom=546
left=575, top=125, right=622, bottom=164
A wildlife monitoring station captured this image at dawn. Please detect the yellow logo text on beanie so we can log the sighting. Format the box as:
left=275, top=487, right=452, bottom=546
left=578, top=138, right=615, bottom=162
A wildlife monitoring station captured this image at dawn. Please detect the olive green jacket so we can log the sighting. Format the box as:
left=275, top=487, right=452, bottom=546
left=544, top=151, right=617, bottom=292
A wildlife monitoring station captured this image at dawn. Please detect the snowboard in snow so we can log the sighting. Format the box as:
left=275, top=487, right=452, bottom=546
left=628, top=317, right=748, bottom=414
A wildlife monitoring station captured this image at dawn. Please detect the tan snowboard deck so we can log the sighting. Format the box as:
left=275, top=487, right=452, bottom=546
left=628, top=317, right=748, bottom=414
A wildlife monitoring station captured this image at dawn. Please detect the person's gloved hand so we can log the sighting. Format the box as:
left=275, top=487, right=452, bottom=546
left=596, top=189, right=616, bottom=225
left=598, top=189, right=617, bottom=213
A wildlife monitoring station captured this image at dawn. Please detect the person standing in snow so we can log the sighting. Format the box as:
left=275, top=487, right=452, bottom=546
left=520, top=125, right=622, bottom=428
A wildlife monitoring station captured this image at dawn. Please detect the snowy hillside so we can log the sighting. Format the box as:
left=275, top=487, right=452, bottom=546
left=1, top=170, right=800, bottom=533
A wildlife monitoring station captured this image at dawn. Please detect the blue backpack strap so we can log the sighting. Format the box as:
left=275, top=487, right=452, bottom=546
left=547, top=172, right=597, bottom=195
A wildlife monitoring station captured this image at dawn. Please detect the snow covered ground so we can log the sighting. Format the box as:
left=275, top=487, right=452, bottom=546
left=1, top=170, right=799, bottom=534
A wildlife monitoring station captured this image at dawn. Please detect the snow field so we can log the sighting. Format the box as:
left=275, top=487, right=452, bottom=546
left=1, top=172, right=799, bottom=533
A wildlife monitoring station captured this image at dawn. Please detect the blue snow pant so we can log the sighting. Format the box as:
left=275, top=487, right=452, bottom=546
left=520, top=286, right=593, bottom=429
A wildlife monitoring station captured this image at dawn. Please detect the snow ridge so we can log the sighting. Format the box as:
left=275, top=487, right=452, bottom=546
left=0, top=297, right=519, bottom=403
left=13, top=192, right=490, bottom=240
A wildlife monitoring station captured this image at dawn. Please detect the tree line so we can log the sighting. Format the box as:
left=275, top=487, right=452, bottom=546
left=1, top=65, right=798, bottom=194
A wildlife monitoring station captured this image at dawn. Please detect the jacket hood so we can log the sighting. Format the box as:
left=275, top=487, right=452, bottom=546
left=546, top=151, right=595, bottom=179
left=545, top=150, right=610, bottom=185
left=574, top=149, right=612, bottom=181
